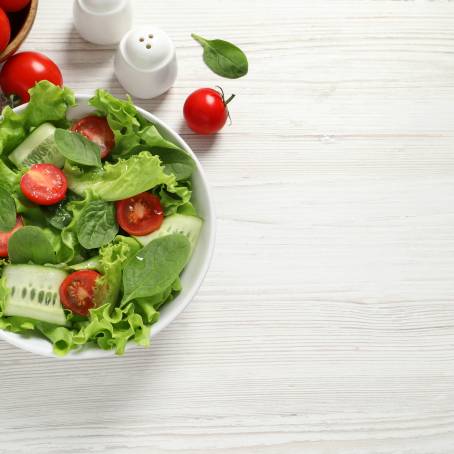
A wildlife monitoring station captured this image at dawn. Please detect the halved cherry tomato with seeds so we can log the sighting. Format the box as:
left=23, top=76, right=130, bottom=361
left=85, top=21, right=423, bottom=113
left=0, top=216, right=23, bottom=257
left=20, top=163, right=67, bottom=206
left=60, top=270, right=101, bottom=317
left=71, top=116, right=115, bottom=159
left=116, top=192, right=164, bottom=236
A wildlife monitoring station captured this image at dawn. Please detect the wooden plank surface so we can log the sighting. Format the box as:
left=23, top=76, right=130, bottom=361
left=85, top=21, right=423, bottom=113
left=1, top=0, right=454, bottom=452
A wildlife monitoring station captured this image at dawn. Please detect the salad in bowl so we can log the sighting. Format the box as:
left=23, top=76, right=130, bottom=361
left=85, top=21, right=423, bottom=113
left=0, top=81, right=213, bottom=357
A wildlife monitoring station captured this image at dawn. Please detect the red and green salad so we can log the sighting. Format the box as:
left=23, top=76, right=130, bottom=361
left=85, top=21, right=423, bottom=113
left=0, top=81, right=202, bottom=356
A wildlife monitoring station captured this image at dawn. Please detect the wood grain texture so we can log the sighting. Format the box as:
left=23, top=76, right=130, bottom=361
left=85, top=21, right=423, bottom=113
left=1, top=0, right=454, bottom=452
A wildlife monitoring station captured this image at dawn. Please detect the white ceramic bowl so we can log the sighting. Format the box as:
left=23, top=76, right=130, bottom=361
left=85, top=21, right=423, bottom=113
left=0, top=94, right=216, bottom=359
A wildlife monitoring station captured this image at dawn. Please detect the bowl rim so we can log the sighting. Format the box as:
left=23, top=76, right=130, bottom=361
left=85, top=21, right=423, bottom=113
left=0, top=93, right=216, bottom=359
left=0, top=0, right=39, bottom=62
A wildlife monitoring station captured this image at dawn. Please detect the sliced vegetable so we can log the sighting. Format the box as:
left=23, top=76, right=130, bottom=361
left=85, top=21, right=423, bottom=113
left=59, top=270, right=100, bottom=317
left=21, top=163, right=67, bottom=206
left=3, top=264, right=67, bottom=325
left=191, top=33, right=248, bottom=79
left=71, top=116, right=114, bottom=160
left=116, top=192, right=163, bottom=236
left=134, top=213, right=202, bottom=255
left=0, top=216, right=23, bottom=257
left=8, top=123, right=65, bottom=169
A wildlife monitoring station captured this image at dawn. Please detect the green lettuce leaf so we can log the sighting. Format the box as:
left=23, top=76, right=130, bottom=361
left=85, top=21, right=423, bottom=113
left=89, top=89, right=195, bottom=180
left=65, top=151, right=177, bottom=201
left=0, top=81, right=76, bottom=155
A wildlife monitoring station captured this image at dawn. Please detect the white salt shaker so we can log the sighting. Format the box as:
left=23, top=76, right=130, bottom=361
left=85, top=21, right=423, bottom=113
left=114, top=26, right=178, bottom=99
left=73, top=0, right=133, bottom=45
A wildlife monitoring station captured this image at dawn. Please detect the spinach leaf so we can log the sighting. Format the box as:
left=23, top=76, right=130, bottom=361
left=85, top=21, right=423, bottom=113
left=191, top=33, right=248, bottom=79
left=44, top=201, right=73, bottom=230
left=76, top=200, right=118, bottom=249
left=55, top=129, right=101, bottom=168
left=8, top=226, right=56, bottom=264
left=0, top=187, right=17, bottom=232
left=122, top=234, right=191, bottom=305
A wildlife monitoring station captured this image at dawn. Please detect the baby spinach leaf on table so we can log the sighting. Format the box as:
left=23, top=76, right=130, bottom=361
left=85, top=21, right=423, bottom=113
left=0, top=187, right=17, bottom=232
left=121, top=234, right=191, bottom=305
left=191, top=33, right=248, bottom=79
left=8, top=226, right=56, bottom=264
left=76, top=200, right=118, bottom=249
left=55, top=129, right=101, bottom=168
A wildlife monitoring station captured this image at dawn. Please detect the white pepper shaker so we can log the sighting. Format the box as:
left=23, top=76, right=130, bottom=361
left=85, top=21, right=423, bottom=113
left=73, top=0, right=133, bottom=45
left=114, top=26, right=178, bottom=99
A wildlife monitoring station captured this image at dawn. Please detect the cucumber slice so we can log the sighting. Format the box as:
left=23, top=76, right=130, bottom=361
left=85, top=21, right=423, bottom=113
left=134, top=214, right=203, bottom=254
left=8, top=123, right=65, bottom=169
left=3, top=264, right=67, bottom=325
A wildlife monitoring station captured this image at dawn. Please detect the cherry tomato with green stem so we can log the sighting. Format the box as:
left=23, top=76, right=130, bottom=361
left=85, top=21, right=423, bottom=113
left=183, top=87, right=235, bottom=135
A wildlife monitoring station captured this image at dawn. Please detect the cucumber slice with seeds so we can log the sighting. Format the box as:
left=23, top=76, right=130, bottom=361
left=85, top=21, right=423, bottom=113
left=8, top=123, right=65, bottom=169
left=3, top=264, right=67, bottom=325
left=134, top=214, right=203, bottom=254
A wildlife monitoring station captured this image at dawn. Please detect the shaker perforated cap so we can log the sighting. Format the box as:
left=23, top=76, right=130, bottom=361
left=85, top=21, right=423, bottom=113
left=79, top=0, right=126, bottom=14
left=120, top=27, right=175, bottom=72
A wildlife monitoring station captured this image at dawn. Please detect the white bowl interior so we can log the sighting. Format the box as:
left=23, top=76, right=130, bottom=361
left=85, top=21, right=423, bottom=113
left=0, top=94, right=215, bottom=359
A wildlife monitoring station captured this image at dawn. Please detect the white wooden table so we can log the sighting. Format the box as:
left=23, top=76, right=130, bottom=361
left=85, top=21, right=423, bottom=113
left=2, top=0, right=454, bottom=452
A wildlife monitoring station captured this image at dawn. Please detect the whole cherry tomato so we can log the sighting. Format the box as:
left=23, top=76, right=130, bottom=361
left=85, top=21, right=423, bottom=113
left=183, top=87, right=235, bottom=135
left=0, top=8, right=10, bottom=53
left=0, top=52, right=63, bottom=103
left=0, top=0, right=30, bottom=12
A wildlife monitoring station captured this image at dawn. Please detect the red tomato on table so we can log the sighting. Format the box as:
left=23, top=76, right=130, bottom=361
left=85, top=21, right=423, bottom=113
left=20, top=164, right=67, bottom=206
left=0, top=216, right=23, bottom=258
left=116, top=192, right=164, bottom=236
left=60, top=270, right=101, bottom=317
left=183, top=87, right=235, bottom=135
left=0, top=8, right=10, bottom=53
left=0, top=52, right=63, bottom=103
left=71, top=116, right=115, bottom=159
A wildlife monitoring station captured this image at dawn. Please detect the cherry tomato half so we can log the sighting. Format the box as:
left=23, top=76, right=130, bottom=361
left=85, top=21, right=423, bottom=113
left=0, top=8, right=10, bottom=54
left=0, top=52, right=63, bottom=103
left=0, top=216, right=23, bottom=258
left=60, top=270, right=101, bottom=317
left=0, top=0, right=30, bottom=12
left=20, top=164, right=67, bottom=206
left=71, top=116, right=115, bottom=159
left=183, top=87, right=234, bottom=135
left=116, top=192, right=164, bottom=236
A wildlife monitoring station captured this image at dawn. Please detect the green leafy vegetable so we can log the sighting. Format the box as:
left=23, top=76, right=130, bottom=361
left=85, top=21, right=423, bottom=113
left=44, top=201, right=73, bottom=230
left=191, top=33, right=248, bottom=79
left=8, top=226, right=56, bottom=265
left=65, top=151, right=175, bottom=201
left=76, top=200, right=118, bottom=249
left=94, top=236, right=141, bottom=307
left=0, top=81, right=75, bottom=155
left=122, top=234, right=191, bottom=305
left=89, top=90, right=195, bottom=180
left=0, top=187, right=16, bottom=232
left=0, top=160, right=19, bottom=192
left=55, top=129, right=102, bottom=168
